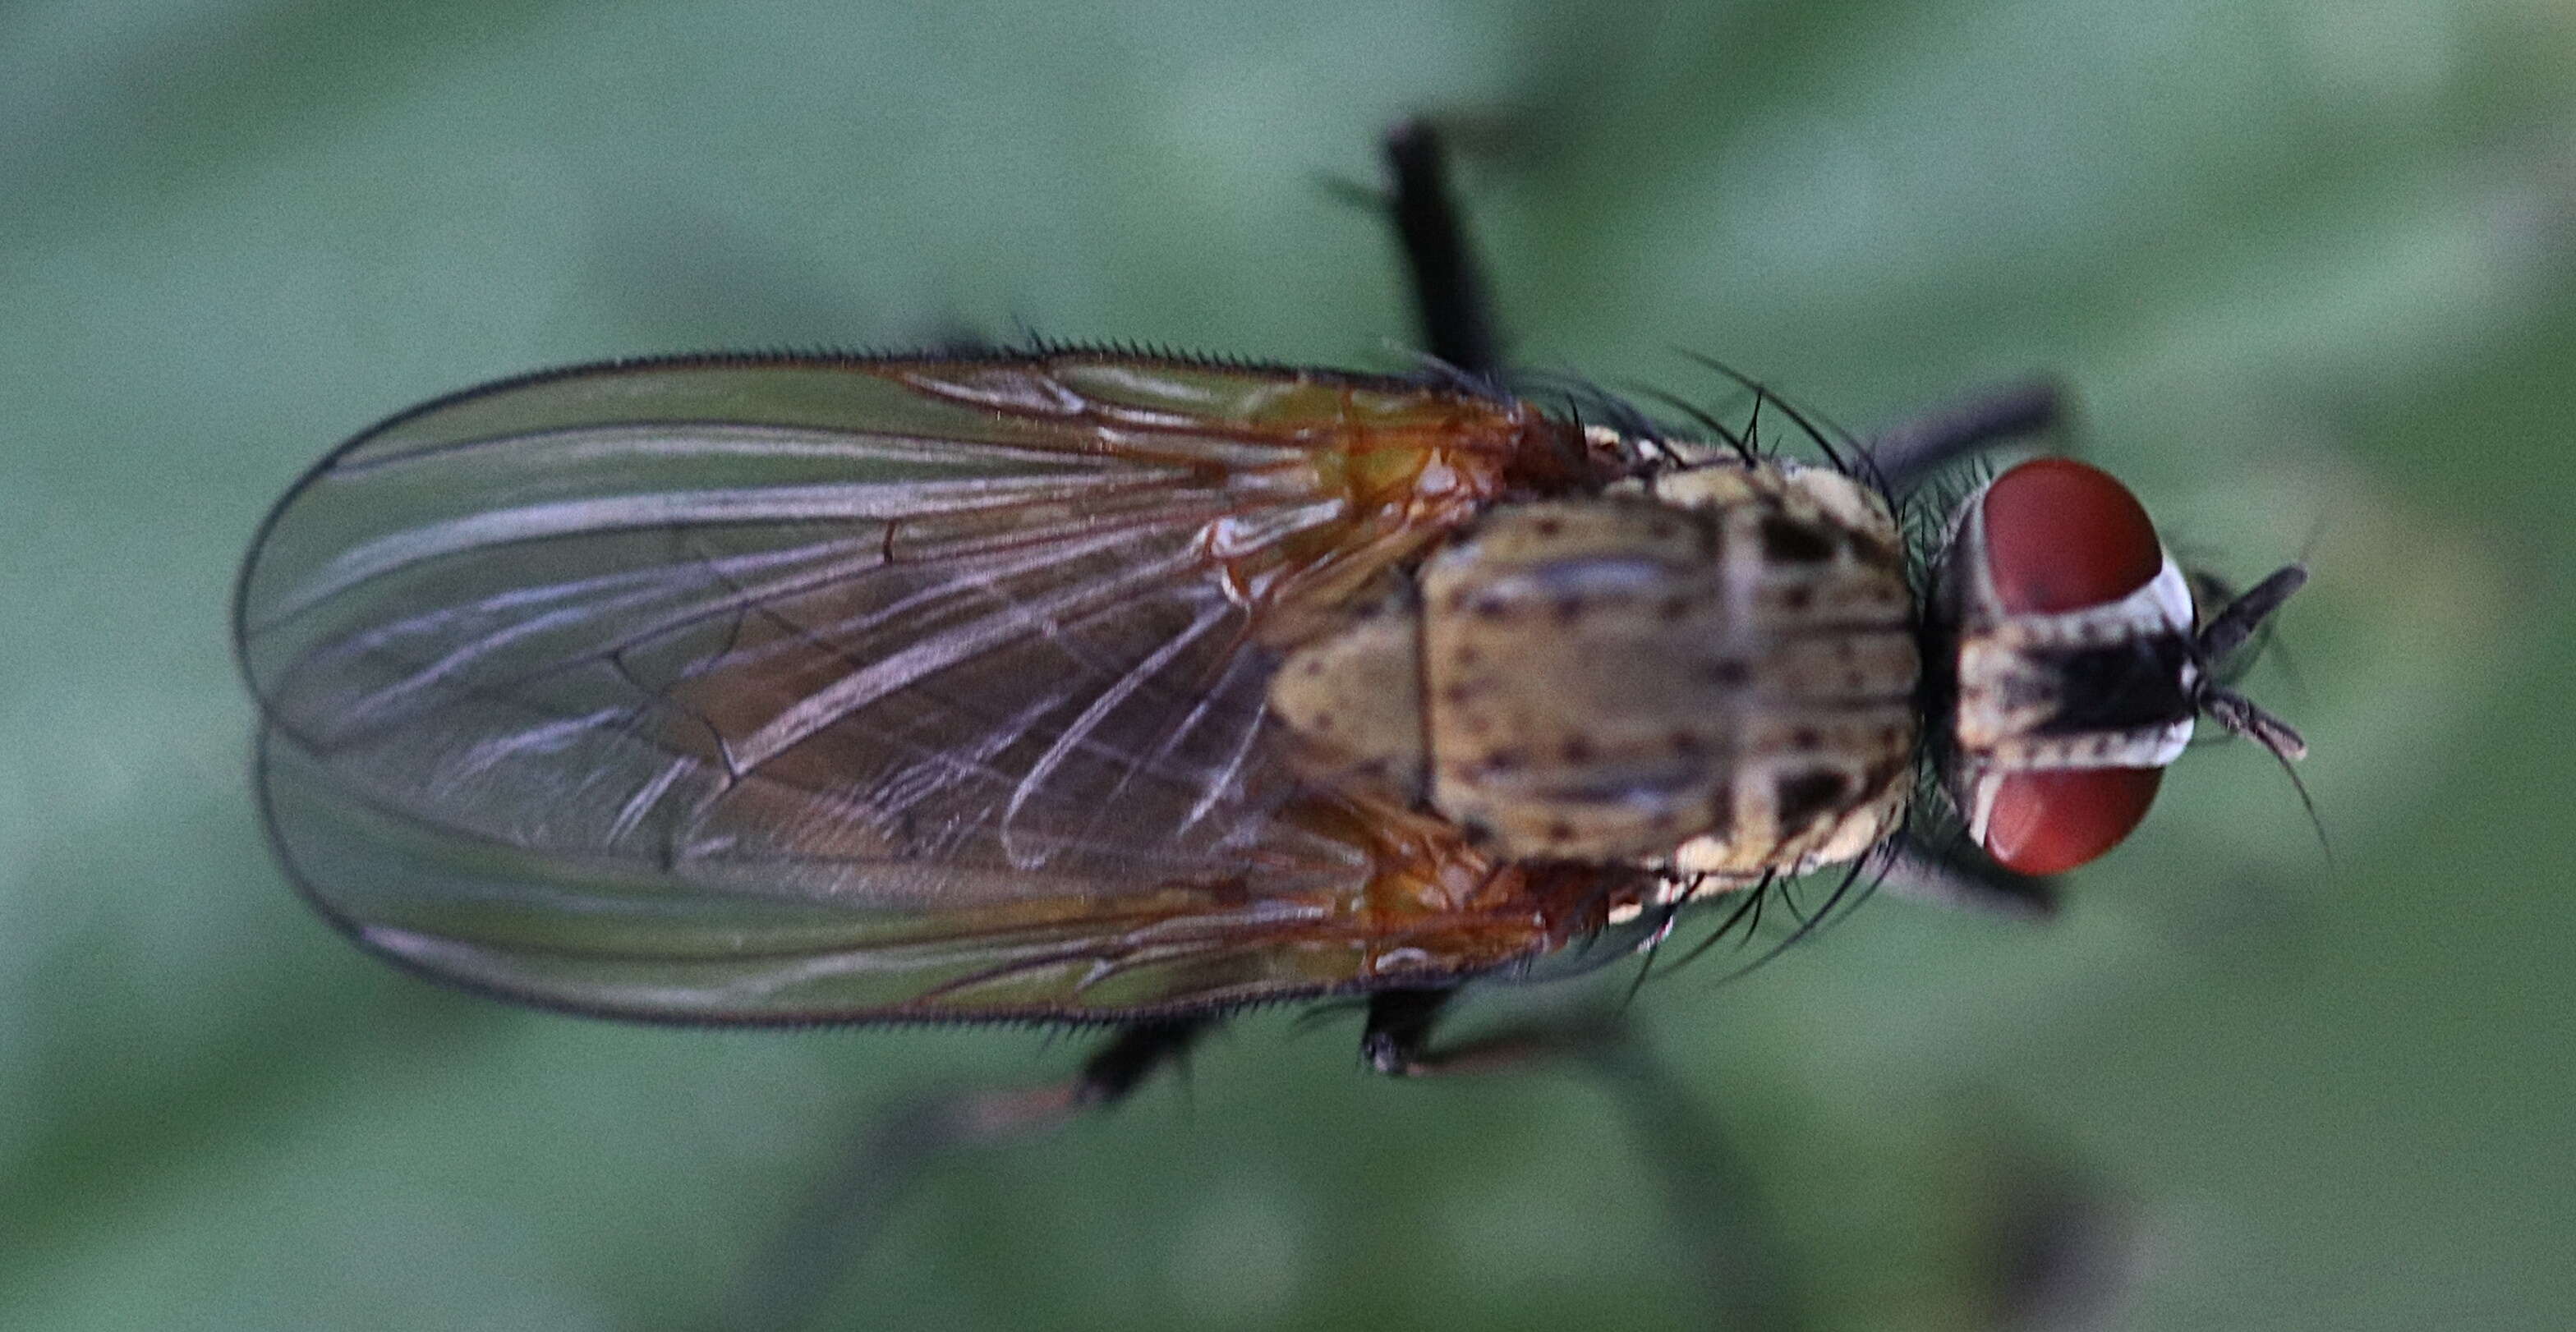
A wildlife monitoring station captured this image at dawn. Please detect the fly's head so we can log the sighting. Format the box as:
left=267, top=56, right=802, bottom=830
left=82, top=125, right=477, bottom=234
left=1928, top=457, right=2307, bottom=875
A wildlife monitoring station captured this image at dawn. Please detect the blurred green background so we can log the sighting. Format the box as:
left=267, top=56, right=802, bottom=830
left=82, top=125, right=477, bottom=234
left=4, top=1, right=2569, bottom=1329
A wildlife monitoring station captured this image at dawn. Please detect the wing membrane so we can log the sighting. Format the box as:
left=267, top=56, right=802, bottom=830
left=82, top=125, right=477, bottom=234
left=239, top=354, right=1523, bottom=1022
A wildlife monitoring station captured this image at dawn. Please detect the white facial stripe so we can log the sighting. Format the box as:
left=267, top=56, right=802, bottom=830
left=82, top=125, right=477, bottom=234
left=2146, top=719, right=2193, bottom=765
left=2141, top=553, right=2195, bottom=632
left=1996, top=550, right=2193, bottom=640
left=2124, top=555, right=2199, bottom=768
left=1966, top=769, right=2001, bottom=845
left=1963, top=712, right=2191, bottom=847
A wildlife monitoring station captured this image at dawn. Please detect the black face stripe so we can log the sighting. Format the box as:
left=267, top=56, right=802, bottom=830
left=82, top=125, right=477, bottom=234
left=2030, top=634, right=2194, bottom=733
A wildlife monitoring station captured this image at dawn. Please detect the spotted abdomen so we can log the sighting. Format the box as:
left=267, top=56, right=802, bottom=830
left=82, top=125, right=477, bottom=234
left=1269, top=461, right=1920, bottom=878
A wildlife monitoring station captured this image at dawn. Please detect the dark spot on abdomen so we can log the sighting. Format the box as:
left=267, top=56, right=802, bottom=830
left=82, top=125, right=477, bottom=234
left=1760, top=514, right=1838, bottom=564
left=1774, top=769, right=1852, bottom=835
left=1700, top=659, right=1750, bottom=687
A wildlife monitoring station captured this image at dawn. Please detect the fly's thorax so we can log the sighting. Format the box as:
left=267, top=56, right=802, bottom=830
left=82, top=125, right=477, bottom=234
left=1267, top=458, right=1919, bottom=873
left=1649, top=462, right=1916, bottom=880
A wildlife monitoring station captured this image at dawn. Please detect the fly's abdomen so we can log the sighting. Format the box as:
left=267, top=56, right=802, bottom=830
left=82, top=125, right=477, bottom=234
left=1270, top=460, right=1920, bottom=877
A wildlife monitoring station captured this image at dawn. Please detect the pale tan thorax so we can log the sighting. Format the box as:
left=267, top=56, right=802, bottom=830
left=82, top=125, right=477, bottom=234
left=1269, top=457, right=1920, bottom=886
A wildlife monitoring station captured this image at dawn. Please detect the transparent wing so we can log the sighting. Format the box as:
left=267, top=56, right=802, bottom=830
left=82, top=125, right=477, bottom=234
left=237, top=353, right=1534, bottom=1022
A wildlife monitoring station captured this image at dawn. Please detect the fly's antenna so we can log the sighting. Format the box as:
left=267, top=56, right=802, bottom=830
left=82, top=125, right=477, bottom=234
left=2192, top=563, right=2307, bottom=756
left=2190, top=563, right=2329, bottom=859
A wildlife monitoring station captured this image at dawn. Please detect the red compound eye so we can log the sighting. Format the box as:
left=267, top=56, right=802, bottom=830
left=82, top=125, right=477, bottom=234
left=1980, top=457, right=2163, bottom=614
left=1982, top=767, right=2164, bottom=874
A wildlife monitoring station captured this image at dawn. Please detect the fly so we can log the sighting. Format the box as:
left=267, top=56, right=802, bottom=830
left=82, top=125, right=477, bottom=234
left=232, top=122, right=2304, bottom=1097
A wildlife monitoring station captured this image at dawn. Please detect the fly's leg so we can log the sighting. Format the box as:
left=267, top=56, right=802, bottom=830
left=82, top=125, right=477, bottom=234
left=1359, top=987, right=1628, bottom=1077
left=1360, top=989, right=2116, bottom=1328
left=1864, top=379, right=2065, bottom=494
left=1871, top=831, right=2061, bottom=918
left=889, top=1017, right=1212, bottom=1139
left=1383, top=117, right=2058, bottom=485
left=1066, top=1017, right=1214, bottom=1106
left=1359, top=987, right=1455, bottom=1076
left=715, top=1019, right=1211, bottom=1332
left=1382, top=119, right=1502, bottom=381
left=1385, top=119, right=2058, bottom=491
left=1361, top=988, right=1805, bottom=1329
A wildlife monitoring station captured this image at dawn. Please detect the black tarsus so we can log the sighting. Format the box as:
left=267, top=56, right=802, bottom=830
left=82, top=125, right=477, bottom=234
left=1579, top=1032, right=1806, bottom=1332
left=710, top=1017, right=1212, bottom=1331
left=1360, top=988, right=1452, bottom=1075
left=1361, top=986, right=1647, bottom=1077
left=1367, top=992, right=1804, bottom=1329
left=1383, top=119, right=1502, bottom=381
left=1071, top=1017, right=1213, bottom=1105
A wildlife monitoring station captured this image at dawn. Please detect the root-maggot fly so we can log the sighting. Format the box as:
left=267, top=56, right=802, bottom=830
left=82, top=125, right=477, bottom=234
left=234, top=122, right=2305, bottom=1093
